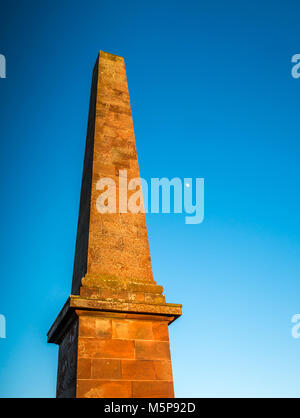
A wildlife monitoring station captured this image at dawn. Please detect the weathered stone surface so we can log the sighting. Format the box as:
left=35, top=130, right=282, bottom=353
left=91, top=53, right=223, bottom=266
left=91, top=359, right=121, bottom=379
left=75, top=311, right=176, bottom=397
left=121, top=360, right=156, bottom=380
left=48, top=51, right=182, bottom=398
left=77, top=380, right=132, bottom=398
left=153, top=360, right=173, bottom=380
left=56, top=318, right=78, bottom=398
left=78, top=315, right=112, bottom=339
left=135, top=340, right=171, bottom=361
left=112, top=319, right=154, bottom=340
left=132, top=381, right=174, bottom=398
left=69, top=294, right=182, bottom=318
left=77, top=358, right=91, bottom=379
left=72, top=50, right=155, bottom=293
left=78, top=337, right=135, bottom=359
left=152, top=321, right=170, bottom=341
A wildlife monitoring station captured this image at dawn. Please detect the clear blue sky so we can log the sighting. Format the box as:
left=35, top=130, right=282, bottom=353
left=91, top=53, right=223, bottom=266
left=1, top=0, right=300, bottom=397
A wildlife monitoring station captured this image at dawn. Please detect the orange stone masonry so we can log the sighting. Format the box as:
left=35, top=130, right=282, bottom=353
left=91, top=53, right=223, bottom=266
left=47, top=51, right=182, bottom=398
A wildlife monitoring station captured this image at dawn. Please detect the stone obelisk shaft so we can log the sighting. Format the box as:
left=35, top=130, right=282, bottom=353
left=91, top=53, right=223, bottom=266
left=72, top=52, right=153, bottom=294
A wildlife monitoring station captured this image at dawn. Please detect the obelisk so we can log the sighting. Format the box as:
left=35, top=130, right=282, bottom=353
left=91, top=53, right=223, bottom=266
left=47, top=51, right=182, bottom=398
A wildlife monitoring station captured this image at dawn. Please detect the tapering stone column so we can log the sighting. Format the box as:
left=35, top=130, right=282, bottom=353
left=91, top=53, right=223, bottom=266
left=48, top=51, right=182, bottom=398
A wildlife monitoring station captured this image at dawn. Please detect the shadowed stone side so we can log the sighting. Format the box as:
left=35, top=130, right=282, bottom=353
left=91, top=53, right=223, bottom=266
left=56, top=317, right=78, bottom=398
left=72, top=59, right=99, bottom=295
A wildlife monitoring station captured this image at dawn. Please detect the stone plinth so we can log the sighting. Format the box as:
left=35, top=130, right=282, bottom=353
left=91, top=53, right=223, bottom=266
left=48, top=295, right=181, bottom=398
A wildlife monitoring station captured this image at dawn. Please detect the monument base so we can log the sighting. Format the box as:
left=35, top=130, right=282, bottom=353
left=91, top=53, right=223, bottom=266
left=48, top=295, right=181, bottom=398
